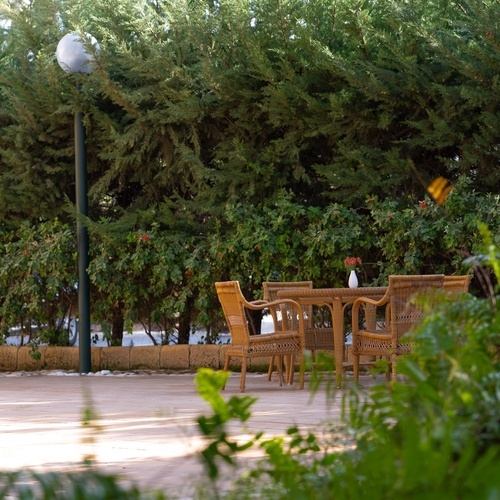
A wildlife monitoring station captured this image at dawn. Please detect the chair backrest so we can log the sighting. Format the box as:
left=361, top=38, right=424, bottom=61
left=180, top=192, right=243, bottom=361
left=215, top=281, right=251, bottom=347
left=387, top=274, right=445, bottom=341
left=263, top=281, right=313, bottom=330
left=444, top=275, right=470, bottom=294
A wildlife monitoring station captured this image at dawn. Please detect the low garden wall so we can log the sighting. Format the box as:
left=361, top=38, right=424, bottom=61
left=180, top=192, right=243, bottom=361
left=0, top=345, right=363, bottom=373
left=0, top=345, right=267, bottom=373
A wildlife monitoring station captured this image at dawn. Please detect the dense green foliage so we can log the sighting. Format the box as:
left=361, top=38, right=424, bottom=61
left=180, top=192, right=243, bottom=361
left=1, top=0, right=499, bottom=342
left=0, top=219, right=78, bottom=345
left=1, top=0, right=498, bottom=222
left=1, top=183, right=499, bottom=345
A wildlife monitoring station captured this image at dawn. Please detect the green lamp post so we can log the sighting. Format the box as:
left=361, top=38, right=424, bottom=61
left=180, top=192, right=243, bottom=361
left=56, top=32, right=99, bottom=373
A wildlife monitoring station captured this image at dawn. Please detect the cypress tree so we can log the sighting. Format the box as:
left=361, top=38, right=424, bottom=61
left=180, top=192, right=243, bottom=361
left=1, top=0, right=498, bottom=223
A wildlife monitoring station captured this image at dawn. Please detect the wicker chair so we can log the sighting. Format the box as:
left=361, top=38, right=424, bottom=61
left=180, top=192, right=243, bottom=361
left=215, top=281, right=305, bottom=392
left=351, top=274, right=444, bottom=382
left=263, top=281, right=334, bottom=379
left=444, top=275, right=470, bottom=294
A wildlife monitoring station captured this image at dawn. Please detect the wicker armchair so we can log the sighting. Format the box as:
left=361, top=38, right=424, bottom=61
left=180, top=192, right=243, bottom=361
left=444, top=275, right=470, bottom=294
left=215, top=281, right=305, bottom=392
left=351, top=274, right=444, bottom=382
left=263, top=281, right=334, bottom=379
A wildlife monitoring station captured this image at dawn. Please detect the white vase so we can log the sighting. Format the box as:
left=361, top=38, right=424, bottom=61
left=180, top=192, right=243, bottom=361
left=348, top=269, right=358, bottom=288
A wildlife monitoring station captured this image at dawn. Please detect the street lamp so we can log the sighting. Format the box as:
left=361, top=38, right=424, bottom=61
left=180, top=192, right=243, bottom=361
left=56, top=32, right=99, bottom=373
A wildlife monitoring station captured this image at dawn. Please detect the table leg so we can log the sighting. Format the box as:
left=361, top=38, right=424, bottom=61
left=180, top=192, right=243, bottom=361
left=332, top=299, right=345, bottom=388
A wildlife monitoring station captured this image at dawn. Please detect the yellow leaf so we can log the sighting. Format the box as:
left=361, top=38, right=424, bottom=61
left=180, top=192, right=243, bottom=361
left=427, top=176, right=453, bottom=204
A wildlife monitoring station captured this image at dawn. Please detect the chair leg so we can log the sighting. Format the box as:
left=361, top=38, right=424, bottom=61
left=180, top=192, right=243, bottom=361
left=268, top=355, right=283, bottom=382
left=222, top=354, right=230, bottom=390
left=298, top=353, right=305, bottom=390
left=269, top=356, right=285, bottom=386
left=240, top=357, right=247, bottom=393
left=267, top=355, right=275, bottom=381
left=277, top=356, right=285, bottom=387
left=286, top=355, right=295, bottom=385
left=353, top=351, right=360, bottom=384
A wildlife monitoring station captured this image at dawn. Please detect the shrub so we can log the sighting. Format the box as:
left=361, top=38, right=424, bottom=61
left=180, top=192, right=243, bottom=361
left=0, top=220, right=77, bottom=346
left=1, top=183, right=498, bottom=345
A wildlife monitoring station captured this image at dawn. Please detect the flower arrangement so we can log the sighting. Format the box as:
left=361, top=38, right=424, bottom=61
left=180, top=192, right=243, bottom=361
left=344, top=256, right=362, bottom=272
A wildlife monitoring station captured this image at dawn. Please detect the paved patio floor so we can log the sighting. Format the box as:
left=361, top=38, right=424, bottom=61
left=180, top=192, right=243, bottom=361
left=0, top=370, right=373, bottom=498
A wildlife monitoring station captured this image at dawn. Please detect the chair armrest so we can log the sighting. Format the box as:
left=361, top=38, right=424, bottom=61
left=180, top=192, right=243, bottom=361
left=249, top=300, right=269, bottom=306
left=352, top=295, right=388, bottom=308
left=244, top=298, right=300, bottom=311
left=244, top=298, right=305, bottom=335
left=352, top=295, right=389, bottom=336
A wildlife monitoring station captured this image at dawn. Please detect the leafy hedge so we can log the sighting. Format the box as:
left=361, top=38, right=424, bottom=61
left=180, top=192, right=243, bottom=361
left=1, top=179, right=499, bottom=346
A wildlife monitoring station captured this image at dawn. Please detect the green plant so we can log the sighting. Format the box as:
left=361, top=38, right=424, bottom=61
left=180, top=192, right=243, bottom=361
left=87, top=219, right=200, bottom=345
left=0, top=220, right=77, bottom=347
left=1, top=183, right=497, bottom=346
left=368, top=176, right=500, bottom=283
left=195, top=368, right=259, bottom=480
left=0, top=469, right=144, bottom=499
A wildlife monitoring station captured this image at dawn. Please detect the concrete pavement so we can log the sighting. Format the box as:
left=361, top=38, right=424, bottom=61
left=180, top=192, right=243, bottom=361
left=0, top=369, right=370, bottom=498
